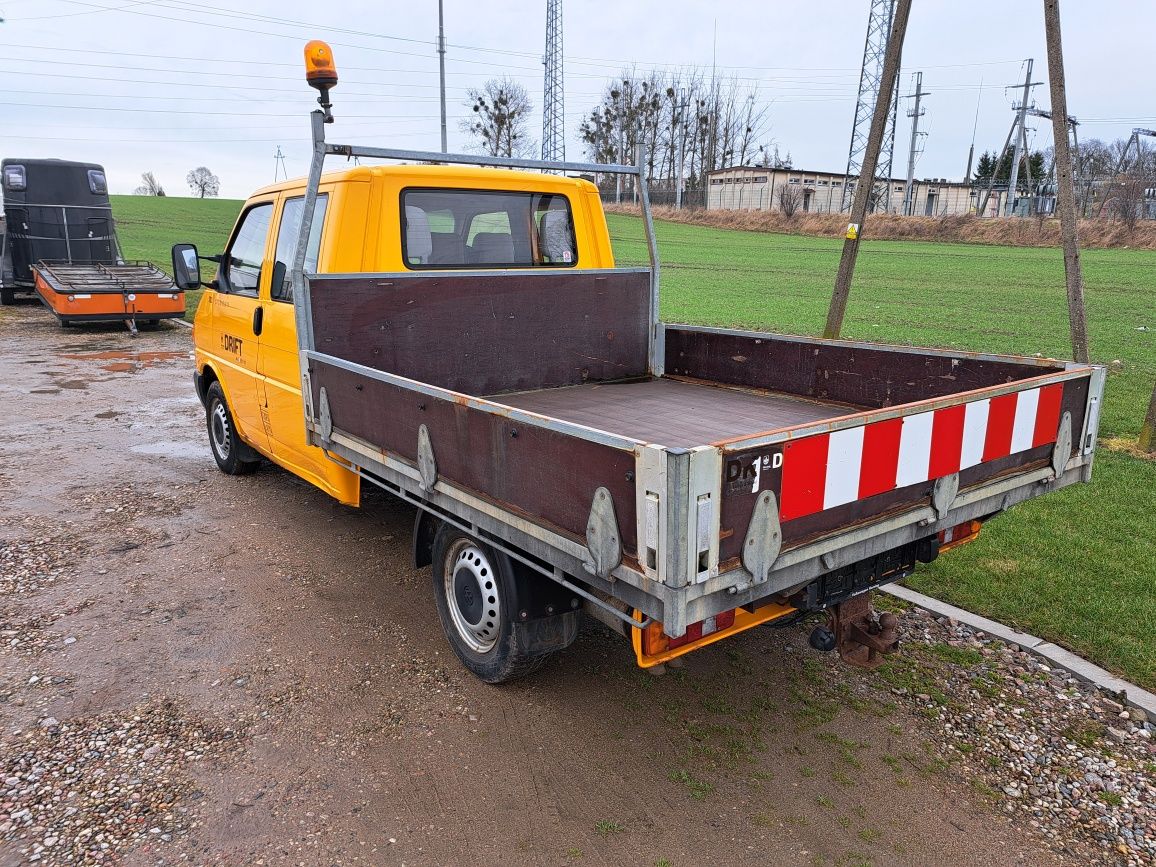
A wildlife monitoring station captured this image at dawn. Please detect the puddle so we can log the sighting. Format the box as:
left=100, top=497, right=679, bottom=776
left=61, top=350, right=189, bottom=375
left=129, top=440, right=210, bottom=461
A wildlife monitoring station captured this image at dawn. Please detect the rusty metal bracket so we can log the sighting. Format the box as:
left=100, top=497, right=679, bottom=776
left=829, top=591, right=899, bottom=670
left=741, top=490, right=782, bottom=584
left=583, top=487, right=623, bottom=581
left=417, top=424, right=437, bottom=492
left=1051, top=411, right=1072, bottom=479
left=318, top=386, right=333, bottom=445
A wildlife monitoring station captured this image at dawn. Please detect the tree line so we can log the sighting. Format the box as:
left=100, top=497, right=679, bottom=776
left=461, top=69, right=780, bottom=196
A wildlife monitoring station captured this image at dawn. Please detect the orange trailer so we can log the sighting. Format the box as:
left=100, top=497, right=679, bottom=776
left=31, top=260, right=184, bottom=333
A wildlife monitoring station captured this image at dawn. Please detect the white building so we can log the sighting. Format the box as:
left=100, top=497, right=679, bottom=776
left=706, top=165, right=979, bottom=216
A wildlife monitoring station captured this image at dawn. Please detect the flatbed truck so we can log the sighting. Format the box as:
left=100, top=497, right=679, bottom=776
left=170, top=42, right=1104, bottom=683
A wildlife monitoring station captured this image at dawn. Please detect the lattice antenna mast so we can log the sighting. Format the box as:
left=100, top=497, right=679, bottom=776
left=841, top=0, right=901, bottom=213
left=541, top=0, right=565, bottom=162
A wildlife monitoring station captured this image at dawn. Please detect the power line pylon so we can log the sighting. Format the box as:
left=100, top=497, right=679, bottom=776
left=841, top=0, right=902, bottom=213
left=902, top=71, right=927, bottom=216
left=977, top=59, right=1041, bottom=217
left=541, top=0, right=565, bottom=162
left=273, top=146, right=287, bottom=182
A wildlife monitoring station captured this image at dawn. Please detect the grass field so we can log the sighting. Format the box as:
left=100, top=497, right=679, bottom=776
left=111, top=194, right=242, bottom=317
left=110, top=195, right=1156, bottom=689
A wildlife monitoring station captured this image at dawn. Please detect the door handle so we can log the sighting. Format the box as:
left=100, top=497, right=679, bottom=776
left=252, top=305, right=264, bottom=336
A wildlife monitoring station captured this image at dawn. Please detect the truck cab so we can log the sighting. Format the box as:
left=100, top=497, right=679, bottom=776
left=188, top=165, right=613, bottom=505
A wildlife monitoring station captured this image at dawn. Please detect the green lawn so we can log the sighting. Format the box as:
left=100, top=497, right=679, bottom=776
left=108, top=196, right=1156, bottom=688
left=111, top=194, right=243, bottom=318
left=606, top=213, right=1156, bottom=690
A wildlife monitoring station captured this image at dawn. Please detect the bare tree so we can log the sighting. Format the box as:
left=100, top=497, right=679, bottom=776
left=579, top=68, right=776, bottom=198
left=1105, top=176, right=1146, bottom=232
left=133, top=171, right=165, bottom=196
left=186, top=167, right=220, bottom=198
left=777, top=184, right=803, bottom=218
left=462, top=78, right=534, bottom=158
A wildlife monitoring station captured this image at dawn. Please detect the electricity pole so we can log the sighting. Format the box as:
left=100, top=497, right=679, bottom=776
left=675, top=91, right=688, bottom=210
left=824, top=0, right=912, bottom=339
left=902, top=72, right=926, bottom=216
left=273, top=146, right=287, bottom=182
left=1005, top=58, right=1035, bottom=215
left=1042, top=0, right=1089, bottom=363
left=438, top=0, right=448, bottom=153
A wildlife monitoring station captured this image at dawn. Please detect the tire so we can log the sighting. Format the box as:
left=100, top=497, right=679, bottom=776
left=431, top=525, right=554, bottom=684
left=0, top=287, right=14, bottom=306
left=205, top=381, right=260, bottom=476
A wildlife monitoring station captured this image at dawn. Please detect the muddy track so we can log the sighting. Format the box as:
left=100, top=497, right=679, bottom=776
left=0, top=303, right=1101, bottom=865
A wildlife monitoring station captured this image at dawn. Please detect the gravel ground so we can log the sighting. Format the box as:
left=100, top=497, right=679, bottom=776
left=0, top=701, right=244, bottom=864
left=872, top=604, right=1156, bottom=865
left=2, top=305, right=1150, bottom=865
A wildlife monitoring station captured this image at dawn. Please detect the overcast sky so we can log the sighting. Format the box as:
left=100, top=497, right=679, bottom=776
left=1, top=0, right=1152, bottom=199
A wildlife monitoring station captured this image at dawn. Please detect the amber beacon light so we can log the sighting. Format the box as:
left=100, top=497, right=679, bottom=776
left=304, top=40, right=338, bottom=89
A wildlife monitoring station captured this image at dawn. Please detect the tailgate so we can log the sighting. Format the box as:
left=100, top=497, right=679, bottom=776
left=716, top=366, right=1101, bottom=570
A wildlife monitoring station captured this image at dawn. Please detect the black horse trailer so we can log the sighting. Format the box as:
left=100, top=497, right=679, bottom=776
left=0, top=158, right=182, bottom=330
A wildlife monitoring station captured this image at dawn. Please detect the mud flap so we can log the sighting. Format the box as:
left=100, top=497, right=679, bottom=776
left=512, top=611, right=579, bottom=655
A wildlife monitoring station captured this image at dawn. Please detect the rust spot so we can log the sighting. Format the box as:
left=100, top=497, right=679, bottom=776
left=61, top=350, right=186, bottom=374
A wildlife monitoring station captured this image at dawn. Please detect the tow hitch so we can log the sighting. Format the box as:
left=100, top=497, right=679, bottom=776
left=819, top=591, right=899, bottom=670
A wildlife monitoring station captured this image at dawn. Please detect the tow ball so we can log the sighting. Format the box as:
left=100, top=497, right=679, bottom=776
left=808, top=591, right=899, bottom=670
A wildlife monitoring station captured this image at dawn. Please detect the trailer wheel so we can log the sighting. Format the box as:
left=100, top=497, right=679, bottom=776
left=205, top=382, right=260, bottom=476
left=431, top=525, right=551, bottom=684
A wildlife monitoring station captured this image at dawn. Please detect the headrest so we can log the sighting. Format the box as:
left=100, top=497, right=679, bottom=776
left=405, top=205, right=432, bottom=264
left=539, top=209, right=573, bottom=264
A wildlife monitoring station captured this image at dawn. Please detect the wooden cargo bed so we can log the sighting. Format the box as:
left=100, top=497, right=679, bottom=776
left=491, top=377, right=860, bottom=448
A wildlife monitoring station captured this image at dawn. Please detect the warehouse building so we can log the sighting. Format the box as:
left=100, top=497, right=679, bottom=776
left=706, top=165, right=979, bottom=216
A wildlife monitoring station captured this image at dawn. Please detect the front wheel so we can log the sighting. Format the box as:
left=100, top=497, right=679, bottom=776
left=205, top=381, right=260, bottom=475
left=431, top=525, right=560, bottom=684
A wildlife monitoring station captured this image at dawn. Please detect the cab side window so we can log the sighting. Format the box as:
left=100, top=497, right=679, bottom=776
left=221, top=203, right=272, bottom=296
left=272, top=194, right=329, bottom=302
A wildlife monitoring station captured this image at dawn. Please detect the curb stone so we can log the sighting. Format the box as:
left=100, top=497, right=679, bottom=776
left=883, top=583, right=1156, bottom=721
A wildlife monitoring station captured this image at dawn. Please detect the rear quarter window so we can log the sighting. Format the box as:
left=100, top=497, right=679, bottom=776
left=401, top=188, right=577, bottom=269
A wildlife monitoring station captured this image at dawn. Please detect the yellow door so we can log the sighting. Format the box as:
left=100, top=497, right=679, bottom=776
left=210, top=201, right=275, bottom=454
left=256, top=191, right=358, bottom=505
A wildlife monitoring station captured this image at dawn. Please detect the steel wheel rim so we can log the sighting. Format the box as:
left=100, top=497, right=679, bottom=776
left=210, top=401, right=231, bottom=460
left=444, top=540, right=500, bottom=654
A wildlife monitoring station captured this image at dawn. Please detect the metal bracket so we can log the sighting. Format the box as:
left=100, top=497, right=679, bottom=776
left=417, top=424, right=437, bottom=492
left=1052, top=411, right=1072, bottom=479
left=741, top=490, right=782, bottom=584
left=318, top=386, right=333, bottom=444
left=583, top=487, right=623, bottom=581
left=302, top=371, right=314, bottom=420
left=931, top=472, right=959, bottom=520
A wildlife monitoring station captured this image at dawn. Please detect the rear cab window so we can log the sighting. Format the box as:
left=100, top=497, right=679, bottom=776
left=401, top=189, right=577, bottom=269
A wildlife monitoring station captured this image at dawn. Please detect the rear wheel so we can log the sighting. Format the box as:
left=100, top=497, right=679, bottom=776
left=205, top=381, right=260, bottom=475
left=0, top=287, right=14, bottom=306
left=431, top=525, right=554, bottom=684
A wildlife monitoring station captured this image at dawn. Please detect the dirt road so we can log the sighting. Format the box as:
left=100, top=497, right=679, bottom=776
left=0, top=304, right=1092, bottom=865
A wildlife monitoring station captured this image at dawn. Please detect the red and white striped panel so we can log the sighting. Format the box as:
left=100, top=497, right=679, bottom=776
left=778, top=382, right=1065, bottom=522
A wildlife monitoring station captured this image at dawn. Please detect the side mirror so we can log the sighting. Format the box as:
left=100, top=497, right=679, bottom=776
left=171, top=243, right=202, bottom=291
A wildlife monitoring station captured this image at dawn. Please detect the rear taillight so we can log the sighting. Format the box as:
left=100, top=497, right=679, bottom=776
left=668, top=610, right=736, bottom=650
left=938, top=519, right=982, bottom=551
